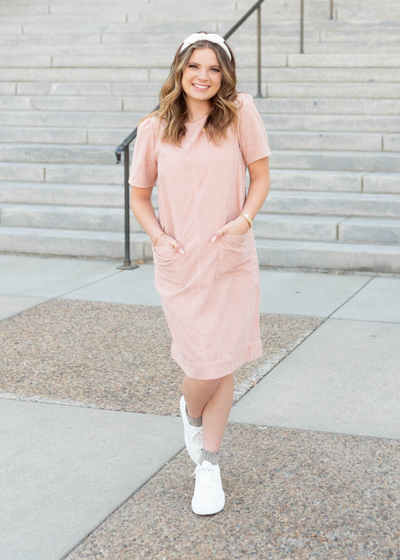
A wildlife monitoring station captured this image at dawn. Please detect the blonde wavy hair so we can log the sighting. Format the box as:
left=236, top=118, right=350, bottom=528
left=136, top=31, right=244, bottom=147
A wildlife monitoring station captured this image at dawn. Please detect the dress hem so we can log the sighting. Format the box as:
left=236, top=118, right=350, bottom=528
left=170, top=339, right=263, bottom=380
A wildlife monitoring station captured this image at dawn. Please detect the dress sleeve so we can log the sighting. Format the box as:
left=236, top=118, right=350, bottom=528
left=128, top=117, right=158, bottom=188
left=237, top=92, right=272, bottom=166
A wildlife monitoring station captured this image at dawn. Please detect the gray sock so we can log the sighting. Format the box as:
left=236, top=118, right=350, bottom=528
left=199, top=448, right=219, bottom=466
left=185, top=404, right=202, bottom=427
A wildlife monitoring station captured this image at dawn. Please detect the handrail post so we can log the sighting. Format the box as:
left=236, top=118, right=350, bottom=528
left=329, top=0, right=334, bottom=19
left=117, top=145, right=136, bottom=270
left=300, top=0, right=304, bottom=54
left=255, top=4, right=262, bottom=98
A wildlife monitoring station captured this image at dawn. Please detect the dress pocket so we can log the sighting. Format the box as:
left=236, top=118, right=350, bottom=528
left=152, top=244, right=182, bottom=290
left=216, top=231, right=253, bottom=280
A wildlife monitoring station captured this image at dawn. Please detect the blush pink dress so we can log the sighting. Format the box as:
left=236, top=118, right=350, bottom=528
left=129, top=92, right=271, bottom=380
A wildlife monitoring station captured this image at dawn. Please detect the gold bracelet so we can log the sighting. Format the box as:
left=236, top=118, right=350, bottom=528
left=153, top=232, right=165, bottom=246
left=239, top=213, right=254, bottom=228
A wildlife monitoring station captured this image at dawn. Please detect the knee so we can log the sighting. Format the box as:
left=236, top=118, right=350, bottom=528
left=198, top=378, right=220, bottom=389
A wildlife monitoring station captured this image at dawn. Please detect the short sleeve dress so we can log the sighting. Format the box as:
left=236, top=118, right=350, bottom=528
left=129, top=92, right=272, bottom=380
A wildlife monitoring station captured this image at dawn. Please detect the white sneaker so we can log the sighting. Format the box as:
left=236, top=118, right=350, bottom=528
left=180, top=395, right=203, bottom=465
left=191, top=460, right=226, bottom=515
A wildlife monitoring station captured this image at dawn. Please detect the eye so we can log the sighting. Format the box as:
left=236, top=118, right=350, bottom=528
left=188, top=64, right=220, bottom=72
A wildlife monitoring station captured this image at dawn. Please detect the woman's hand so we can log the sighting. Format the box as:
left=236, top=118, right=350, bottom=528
left=155, top=233, right=185, bottom=254
left=211, top=216, right=250, bottom=242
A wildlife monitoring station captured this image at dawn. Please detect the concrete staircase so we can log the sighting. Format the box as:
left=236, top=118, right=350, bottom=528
left=1, top=0, right=400, bottom=272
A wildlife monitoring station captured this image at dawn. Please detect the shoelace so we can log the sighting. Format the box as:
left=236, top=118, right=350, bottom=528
left=191, top=463, right=216, bottom=485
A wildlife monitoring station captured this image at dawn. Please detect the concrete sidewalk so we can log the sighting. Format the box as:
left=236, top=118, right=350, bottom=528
left=0, top=254, right=399, bottom=560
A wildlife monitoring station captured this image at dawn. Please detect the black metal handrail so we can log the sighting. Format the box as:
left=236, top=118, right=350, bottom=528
left=115, top=0, right=265, bottom=269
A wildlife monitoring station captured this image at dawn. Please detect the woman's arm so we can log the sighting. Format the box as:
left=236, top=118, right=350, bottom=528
left=241, top=156, right=270, bottom=220
left=130, top=186, right=164, bottom=245
left=211, top=157, right=270, bottom=240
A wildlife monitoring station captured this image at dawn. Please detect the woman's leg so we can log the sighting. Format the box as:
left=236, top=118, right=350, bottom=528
left=181, top=375, right=221, bottom=419
left=181, top=373, right=234, bottom=453
left=201, top=373, right=234, bottom=453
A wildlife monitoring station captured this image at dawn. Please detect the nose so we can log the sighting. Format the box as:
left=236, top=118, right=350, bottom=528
left=197, top=70, right=209, bottom=81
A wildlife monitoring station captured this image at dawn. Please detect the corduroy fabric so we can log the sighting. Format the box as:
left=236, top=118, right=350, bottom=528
left=129, top=92, right=271, bottom=380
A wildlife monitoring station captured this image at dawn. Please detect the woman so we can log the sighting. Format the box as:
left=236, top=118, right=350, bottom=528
left=129, top=31, right=271, bottom=516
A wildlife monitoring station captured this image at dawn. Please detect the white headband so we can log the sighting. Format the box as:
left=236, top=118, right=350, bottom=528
left=179, top=32, right=232, bottom=61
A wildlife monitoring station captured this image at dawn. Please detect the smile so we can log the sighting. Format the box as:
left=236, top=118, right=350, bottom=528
left=192, top=84, right=210, bottom=91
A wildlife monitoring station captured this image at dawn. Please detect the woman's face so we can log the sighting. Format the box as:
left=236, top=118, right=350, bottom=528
left=181, top=47, right=222, bottom=103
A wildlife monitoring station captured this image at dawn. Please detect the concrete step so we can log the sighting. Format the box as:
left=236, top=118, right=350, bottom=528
left=0, top=171, right=368, bottom=210
left=13, top=22, right=400, bottom=37
left=0, top=4, right=332, bottom=23
left=262, top=114, right=400, bottom=133
left=16, top=17, right=400, bottom=32
left=383, top=135, right=400, bottom=152
left=0, top=15, right=128, bottom=25
left=285, top=54, right=400, bottom=68
left=1, top=110, right=400, bottom=134
left=0, top=204, right=137, bottom=232
left=4, top=79, right=266, bottom=101
left=257, top=98, right=400, bottom=116
left=4, top=66, right=400, bottom=85
left=3, top=52, right=400, bottom=69
left=363, top=173, right=400, bottom=194
left=254, top=238, right=400, bottom=273
left=320, top=30, right=400, bottom=42
left=0, top=144, right=118, bottom=165
left=267, top=83, right=400, bottom=99
left=267, top=131, right=382, bottom=152
left=13, top=81, right=164, bottom=96
left=2, top=41, right=400, bottom=55
left=337, top=8, right=400, bottom=19
left=6, top=29, right=400, bottom=47
left=269, top=169, right=365, bottom=192
left=257, top=214, right=400, bottom=244
left=0, top=225, right=147, bottom=259
left=2, top=192, right=400, bottom=235
left=1, top=16, right=398, bottom=31
left=276, top=215, right=400, bottom=244
left=220, top=19, right=400, bottom=33
left=0, top=182, right=397, bottom=214
left=0, top=163, right=122, bottom=184
left=340, top=217, right=400, bottom=244
left=0, top=182, right=125, bottom=207
left=0, top=68, right=149, bottom=84
left=2, top=53, right=288, bottom=68
left=2, top=27, right=396, bottom=46
left=264, top=191, right=400, bottom=217
left=2, top=144, right=400, bottom=172
left=2, top=80, right=400, bottom=100
left=271, top=150, right=400, bottom=172
left=0, top=83, right=15, bottom=94
left=0, top=126, right=88, bottom=144
left=256, top=67, right=400, bottom=84
left=0, top=205, right=340, bottom=239
left=0, top=80, right=399, bottom=99
left=0, top=128, right=384, bottom=152
left=0, top=33, right=103, bottom=46
left=0, top=96, right=123, bottom=111
left=0, top=165, right=398, bottom=198
left=0, top=225, right=399, bottom=272
left=0, top=0, right=367, bottom=8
